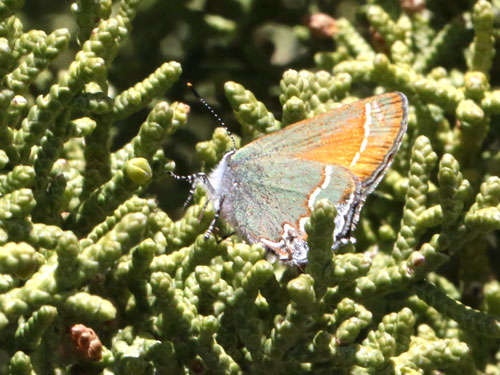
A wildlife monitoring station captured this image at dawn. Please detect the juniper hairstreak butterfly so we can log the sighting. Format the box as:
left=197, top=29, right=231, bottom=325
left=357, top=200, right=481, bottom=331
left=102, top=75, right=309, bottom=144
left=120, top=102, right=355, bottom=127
left=174, top=87, right=408, bottom=266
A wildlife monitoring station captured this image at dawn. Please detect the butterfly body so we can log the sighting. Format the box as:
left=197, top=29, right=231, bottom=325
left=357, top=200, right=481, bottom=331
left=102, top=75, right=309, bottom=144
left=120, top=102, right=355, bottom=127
left=195, top=92, right=408, bottom=265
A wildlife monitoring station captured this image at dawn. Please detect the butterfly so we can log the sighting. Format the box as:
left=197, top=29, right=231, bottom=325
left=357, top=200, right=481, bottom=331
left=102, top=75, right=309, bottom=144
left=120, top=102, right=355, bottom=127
left=175, top=91, right=408, bottom=266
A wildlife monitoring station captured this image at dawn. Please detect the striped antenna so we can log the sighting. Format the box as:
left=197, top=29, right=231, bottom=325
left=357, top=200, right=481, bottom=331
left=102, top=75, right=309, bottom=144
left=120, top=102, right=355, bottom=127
left=187, top=82, right=237, bottom=151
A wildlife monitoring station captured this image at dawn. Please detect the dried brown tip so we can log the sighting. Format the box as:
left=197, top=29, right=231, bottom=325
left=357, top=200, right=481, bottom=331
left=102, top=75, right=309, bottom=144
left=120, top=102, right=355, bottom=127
left=70, top=324, right=103, bottom=361
left=303, top=13, right=337, bottom=38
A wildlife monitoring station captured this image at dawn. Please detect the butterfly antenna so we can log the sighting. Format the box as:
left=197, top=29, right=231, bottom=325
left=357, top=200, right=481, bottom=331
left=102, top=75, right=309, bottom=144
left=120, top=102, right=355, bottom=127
left=169, top=171, right=208, bottom=208
left=187, top=82, right=237, bottom=151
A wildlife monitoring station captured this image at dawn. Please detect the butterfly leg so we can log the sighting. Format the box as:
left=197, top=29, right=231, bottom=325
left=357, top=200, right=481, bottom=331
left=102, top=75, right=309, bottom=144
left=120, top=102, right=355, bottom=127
left=204, top=196, right=224, bottom=240
left=198, top=199, right=210, bottom=221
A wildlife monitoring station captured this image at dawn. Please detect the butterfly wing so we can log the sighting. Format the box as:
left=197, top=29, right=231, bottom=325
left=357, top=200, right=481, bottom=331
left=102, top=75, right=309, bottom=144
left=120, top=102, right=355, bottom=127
left=234, top=92, right=408, bottom=194
left=220, top=156, right=361, bottom=264
left=214, top=92, right=407, bottom=264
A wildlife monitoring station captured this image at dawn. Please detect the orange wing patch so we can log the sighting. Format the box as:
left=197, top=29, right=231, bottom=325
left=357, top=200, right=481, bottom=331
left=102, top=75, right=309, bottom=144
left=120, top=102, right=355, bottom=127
left=297, top=93, right=406, bottom=184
